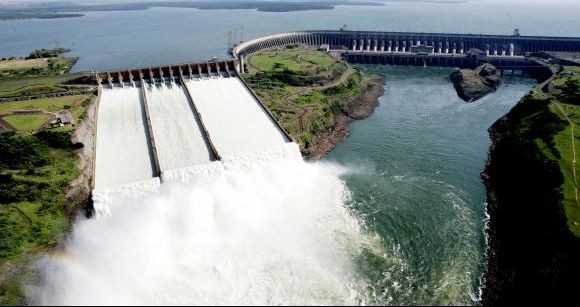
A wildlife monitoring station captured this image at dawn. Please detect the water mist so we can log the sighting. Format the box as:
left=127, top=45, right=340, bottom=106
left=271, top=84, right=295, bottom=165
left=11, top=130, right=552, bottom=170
left=28, top=145, right=380, bottom=305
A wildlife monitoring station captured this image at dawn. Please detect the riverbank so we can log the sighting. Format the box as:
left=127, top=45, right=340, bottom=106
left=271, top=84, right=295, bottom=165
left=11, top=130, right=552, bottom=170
left=482, top=65, right=580, bottom=304
left=0, top=53, right=96, bottom=304
left=303, top=74, right=384, bottom=159
left=243, top=47, right=385, bottom=160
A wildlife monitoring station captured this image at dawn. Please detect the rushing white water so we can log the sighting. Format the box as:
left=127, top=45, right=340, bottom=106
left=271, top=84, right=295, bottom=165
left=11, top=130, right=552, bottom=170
left=185, top=77, right=288, bottom=156
left=95, top=86, right=155, bottom=189
left=146, top=82, right=212, bottom=171
left=29, top=143, right=384, bottom=305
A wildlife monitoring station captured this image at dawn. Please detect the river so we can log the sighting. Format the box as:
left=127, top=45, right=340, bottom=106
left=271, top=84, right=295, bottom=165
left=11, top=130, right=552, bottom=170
left=327, top=65, right=535, bottom=304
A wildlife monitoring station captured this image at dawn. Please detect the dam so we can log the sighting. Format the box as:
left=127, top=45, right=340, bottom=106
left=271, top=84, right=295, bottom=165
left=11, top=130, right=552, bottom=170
left=232, top=30, right=580, bottom=73
left=93, top=30, right=580, bottom=190
left=94, top=60, right=291, bottom=189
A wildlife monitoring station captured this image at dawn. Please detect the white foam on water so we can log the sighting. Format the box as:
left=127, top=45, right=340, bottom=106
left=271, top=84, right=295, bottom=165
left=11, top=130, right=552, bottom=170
left=29, top=143, right=386, bottom=306
left=95, top=86, right=155, bottom=189
left=91, top=177, right=161, bottom=218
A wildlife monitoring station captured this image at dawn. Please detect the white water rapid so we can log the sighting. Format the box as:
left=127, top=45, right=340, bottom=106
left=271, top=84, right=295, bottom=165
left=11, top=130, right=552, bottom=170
left=31, top=140, right=385, bottom=305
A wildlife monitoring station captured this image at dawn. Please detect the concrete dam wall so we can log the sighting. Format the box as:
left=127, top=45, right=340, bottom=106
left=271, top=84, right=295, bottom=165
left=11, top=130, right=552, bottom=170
left=94, top=61, right=290, bottom=189
left=232, top=31, right=580, bottom=72
left=233, top=31, right=580, bottom=58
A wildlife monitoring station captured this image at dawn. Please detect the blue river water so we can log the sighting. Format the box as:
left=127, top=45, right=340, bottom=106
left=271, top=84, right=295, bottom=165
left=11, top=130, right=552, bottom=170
left=328, top=66, right=535, bottom=304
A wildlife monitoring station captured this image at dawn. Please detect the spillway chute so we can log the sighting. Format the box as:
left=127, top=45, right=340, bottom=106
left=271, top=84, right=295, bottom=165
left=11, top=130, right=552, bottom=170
left=93, top=60, right=294, bottom=204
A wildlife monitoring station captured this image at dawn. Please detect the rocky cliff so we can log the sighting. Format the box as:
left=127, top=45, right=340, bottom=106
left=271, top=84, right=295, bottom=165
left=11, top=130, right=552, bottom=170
left=482, top=71, right=580, bottom=305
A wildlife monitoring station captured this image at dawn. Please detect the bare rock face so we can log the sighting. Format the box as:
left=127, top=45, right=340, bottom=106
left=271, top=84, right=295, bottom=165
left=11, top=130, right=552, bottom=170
left=451, top=63, right=501, bottom=102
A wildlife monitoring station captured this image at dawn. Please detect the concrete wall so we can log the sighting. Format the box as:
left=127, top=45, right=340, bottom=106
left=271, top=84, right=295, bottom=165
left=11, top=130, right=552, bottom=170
left=232, top=31, right=580, bottom=59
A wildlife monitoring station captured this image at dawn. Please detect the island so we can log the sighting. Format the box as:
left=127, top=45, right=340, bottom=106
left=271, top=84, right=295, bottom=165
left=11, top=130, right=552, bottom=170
left=450, top=63, right=501, bottom=102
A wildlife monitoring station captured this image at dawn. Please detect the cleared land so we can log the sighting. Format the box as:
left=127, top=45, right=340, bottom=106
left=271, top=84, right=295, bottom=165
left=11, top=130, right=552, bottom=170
left=0, top=58, right=49, bottom=70
left=0, top=74, right=87, bottom=98
left=0, top=54, right=89, bottom=99
left=0, top=57, right=78, bottom=79
left=3, top=114, right=51, bottom=131
left=250, top=48, right=335, bottom=74
left=0, top=95, right=92, bottom=131
left=0, top=95, right=90, bottom=126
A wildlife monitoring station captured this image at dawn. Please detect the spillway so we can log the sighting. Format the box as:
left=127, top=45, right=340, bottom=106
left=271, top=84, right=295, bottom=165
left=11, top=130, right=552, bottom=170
left=185, top=77, right=288, bottom=156
left=94, top=86, right=156, bottom=189
left=93, top=60, right=291, bottom=190
left=145, top=82, right=213, bottom=171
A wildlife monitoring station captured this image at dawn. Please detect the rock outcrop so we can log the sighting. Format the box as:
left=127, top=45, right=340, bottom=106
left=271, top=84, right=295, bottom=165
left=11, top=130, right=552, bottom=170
left=450, top=63, right=501, bottom=102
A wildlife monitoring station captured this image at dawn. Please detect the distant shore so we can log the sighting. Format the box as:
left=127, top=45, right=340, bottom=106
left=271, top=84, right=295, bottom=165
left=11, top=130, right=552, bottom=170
left=0, top=1, right=384, bottom=21
left=0, top=13, right=84, bottom=21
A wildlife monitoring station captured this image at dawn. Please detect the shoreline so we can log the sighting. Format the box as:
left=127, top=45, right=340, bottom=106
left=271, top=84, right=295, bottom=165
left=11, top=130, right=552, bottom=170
left=480, top=65, right=580, bottom=304
left=302, top=74, right=385, bottom=160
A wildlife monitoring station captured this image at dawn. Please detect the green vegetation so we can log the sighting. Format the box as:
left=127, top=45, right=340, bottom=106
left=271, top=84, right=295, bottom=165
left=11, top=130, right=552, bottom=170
left=517, top=66, right=580, bottom=236
left=0, top=95, right=92, bottom=127
left=250, top=48, right=335, bottom=74
left=244, top=47, right=373, bottom=149
left=3, top=114, right=51, bottom=131
left=0, top=57, right=78, bottom=81
left=0, top=47, right=91, bottom=303
left=0, top=130, right=83, bottom=304
left=0, top=73, right=87, bottom=98
left=0, top=48, right=90, bottom=99
left=25, top=48, right=71, bottom=60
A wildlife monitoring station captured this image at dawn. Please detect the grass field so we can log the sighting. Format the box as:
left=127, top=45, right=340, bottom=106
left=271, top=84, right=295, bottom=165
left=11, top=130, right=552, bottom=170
left=0, top=95, right=91, bottom=129
left=0, top=58, right=49, bottom=70
left=528, top=66, right=580, bottom=236
left=0, top=55, right=88, bottom=99
left=3, top=114, right=51, bottom=131
left=0, top=57, right=77, bottom=78
left=549, top=102, right=580, bottom=236
left=0, top=73, right=86, bottom=98
left=0, top=95, right=88, bottom=114
left=249, top=48, right=336, bottom=75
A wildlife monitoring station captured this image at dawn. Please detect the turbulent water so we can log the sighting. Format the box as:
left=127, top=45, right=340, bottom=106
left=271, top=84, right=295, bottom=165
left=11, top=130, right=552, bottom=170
left=326, top=65, right=536, bottom=305
left=29, top=144, right=388, bottom=305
